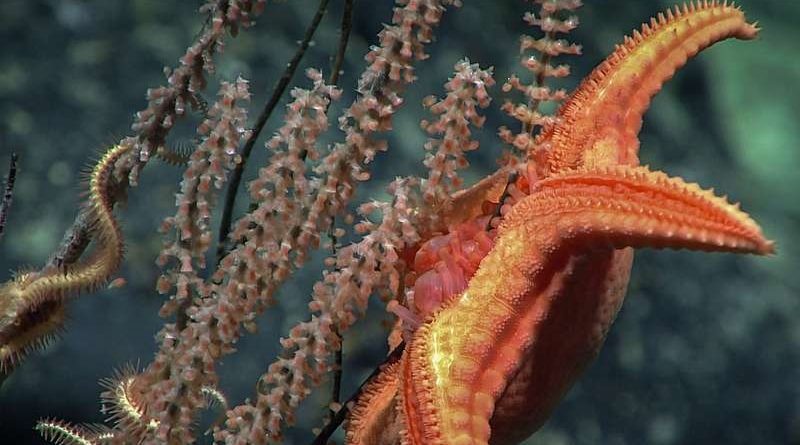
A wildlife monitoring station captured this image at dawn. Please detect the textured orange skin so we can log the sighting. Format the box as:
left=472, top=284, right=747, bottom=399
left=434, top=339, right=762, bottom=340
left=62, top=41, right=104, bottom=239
left=345, top=3, right=771, bottom=445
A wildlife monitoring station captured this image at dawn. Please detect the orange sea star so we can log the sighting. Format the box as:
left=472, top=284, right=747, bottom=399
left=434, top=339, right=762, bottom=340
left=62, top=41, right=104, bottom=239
left=345, top=2, right=772, bottom=445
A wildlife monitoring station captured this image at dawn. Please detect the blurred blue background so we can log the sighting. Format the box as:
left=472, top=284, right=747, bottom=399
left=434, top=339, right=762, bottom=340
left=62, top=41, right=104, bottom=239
left=0, top=1, right=798, bottom=444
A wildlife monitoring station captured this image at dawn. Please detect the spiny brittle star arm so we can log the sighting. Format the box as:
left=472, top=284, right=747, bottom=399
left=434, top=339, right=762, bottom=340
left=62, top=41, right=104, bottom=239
left=0, top=144, right=127, bottom=372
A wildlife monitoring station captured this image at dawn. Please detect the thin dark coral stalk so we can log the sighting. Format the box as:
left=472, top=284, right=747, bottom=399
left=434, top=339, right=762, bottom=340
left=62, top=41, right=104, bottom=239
left=328, top=0, right=355, bottom=87
left=217, top=0, right=332, bottom=263
left=0, top=152, right=18, bottom=242
left=326, top=0, right=355, bottom=419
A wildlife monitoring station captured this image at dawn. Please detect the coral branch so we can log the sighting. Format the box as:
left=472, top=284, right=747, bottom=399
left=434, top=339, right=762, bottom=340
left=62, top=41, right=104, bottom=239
left=217, top=0, right=332, bottom=263
left=328, top=0, right=355, bottom=86
left=420, top=59, right=494, bottom=206
left=499, top=0, right=582, bottom=159
left=130, top=0, right=266, bottom=182
left=129, top=79, right=252, bottom=444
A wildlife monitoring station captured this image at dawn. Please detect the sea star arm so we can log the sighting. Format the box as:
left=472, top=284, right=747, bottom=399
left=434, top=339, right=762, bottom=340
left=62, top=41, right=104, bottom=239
left=400, top=165, right=773, bottom=445
left=345, top=359, right=403, bottom=445
left=537, top=1, right=759, bottom=175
